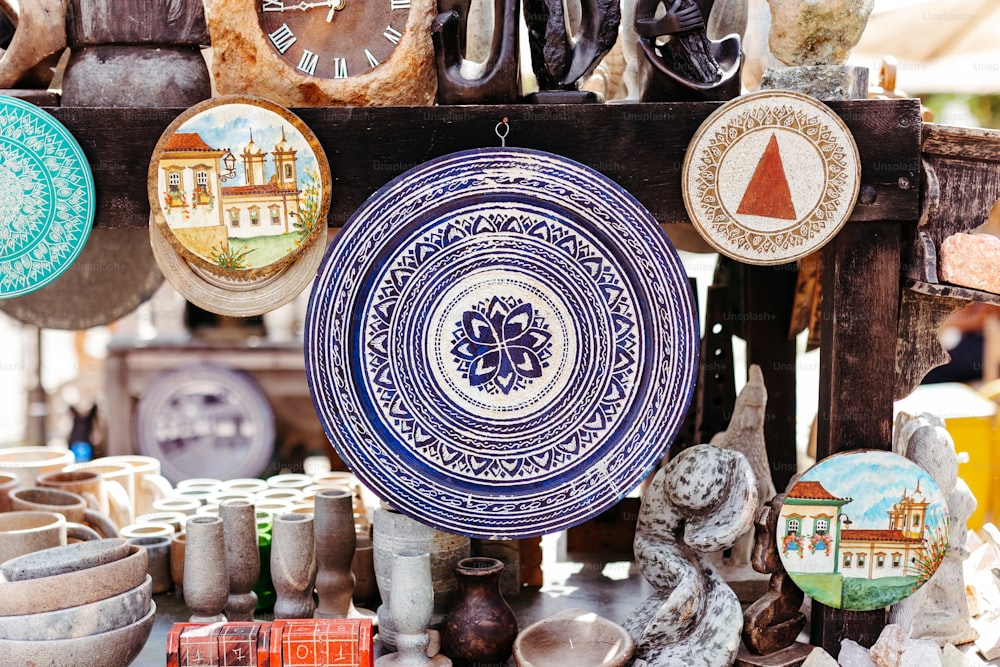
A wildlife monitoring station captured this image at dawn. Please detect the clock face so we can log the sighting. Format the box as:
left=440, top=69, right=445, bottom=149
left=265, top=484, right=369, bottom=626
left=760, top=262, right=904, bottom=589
left=257, top=0, right=410, bottom=80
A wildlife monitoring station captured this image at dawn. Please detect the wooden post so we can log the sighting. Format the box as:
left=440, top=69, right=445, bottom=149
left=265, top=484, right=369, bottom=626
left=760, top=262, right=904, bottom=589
left=812, top=221, right=901, bottom=654
left=746, top=264, right=799, bottom=494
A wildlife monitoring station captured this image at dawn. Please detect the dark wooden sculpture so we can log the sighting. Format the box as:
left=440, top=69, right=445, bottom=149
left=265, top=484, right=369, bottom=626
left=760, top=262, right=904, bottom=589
left=523, top=0, right=620, bottom=102
left=635, top=0, right=741, bottom=102
left=432, top=0, right=520, bottom=104
left=740, top=494, right=811, bottom=664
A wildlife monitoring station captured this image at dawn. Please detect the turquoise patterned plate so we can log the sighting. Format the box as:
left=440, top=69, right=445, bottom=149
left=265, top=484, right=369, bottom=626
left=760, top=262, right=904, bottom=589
left=0, top=96, right=95, bottom=298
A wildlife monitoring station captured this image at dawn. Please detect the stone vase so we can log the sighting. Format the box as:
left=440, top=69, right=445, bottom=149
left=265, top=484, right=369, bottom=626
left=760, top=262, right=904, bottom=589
left=271, top=512, right=317, bottom=619
left=440, top=557, right=518, bottom=667
left=170, top=531, right=186, bottom=594
left=375, top=549, right=452, bottom=667
left=374, top=506, right=470, bottom=649
left=219, top=499, right=259, bottom=621
left=0, top=472, right=18, bottom=512
left=313, top=488, right=356, bottom=618
left=183, top=516, right=228, bottom=622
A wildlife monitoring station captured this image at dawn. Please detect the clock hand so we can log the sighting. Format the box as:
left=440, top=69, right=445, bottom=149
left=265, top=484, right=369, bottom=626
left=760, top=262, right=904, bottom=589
left=326, top=0, right=346, bottom=22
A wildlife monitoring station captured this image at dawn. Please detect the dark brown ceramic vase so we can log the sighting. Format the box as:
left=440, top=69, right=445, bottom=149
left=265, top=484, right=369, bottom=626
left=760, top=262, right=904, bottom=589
left=441, top=557, right=518, bottom=667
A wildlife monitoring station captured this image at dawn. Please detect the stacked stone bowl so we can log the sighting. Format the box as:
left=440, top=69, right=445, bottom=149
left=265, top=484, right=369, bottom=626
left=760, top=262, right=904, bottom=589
left=0, top=538, right=155, bottom=667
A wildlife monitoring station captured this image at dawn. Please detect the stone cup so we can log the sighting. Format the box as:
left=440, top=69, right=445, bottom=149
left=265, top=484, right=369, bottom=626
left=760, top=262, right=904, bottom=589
left=129, top=535, right=172, bottom=594
left=95, top=455, right=173, bottom=518
left=9, top=487, right=119, bottom=539
left=37, top=470, right=109, bottom=516
left=0, top=511, right=100, bottom=564
left=0, top=471, right=18, bottom=512
left=62, top=460, right=135, bottom=529
left=0, top=447, right=75, bottom=488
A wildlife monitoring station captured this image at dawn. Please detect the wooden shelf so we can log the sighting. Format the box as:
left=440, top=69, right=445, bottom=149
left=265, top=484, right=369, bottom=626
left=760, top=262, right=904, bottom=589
left=45, top=99, right=922, bottom=230
left=908, top=279, right=1000, bottom=307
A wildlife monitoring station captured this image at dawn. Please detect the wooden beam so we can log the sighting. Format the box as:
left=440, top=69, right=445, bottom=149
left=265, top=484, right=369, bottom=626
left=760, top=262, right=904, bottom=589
left=44, top=99, right=921, bottom=229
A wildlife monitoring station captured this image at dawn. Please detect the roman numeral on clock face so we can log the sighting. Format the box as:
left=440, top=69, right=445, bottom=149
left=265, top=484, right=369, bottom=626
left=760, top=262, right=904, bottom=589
left=262, top=0, right=284, bottom=11
left=364, top=49, right=380, bottom=68
left=390, top=0, right=410, bottom=9
left=332, top=57, right=348, bottom=78
left=268, top=24, right=297, bottom=53
left=383, top=26, right=402, bottom=44
left=297, top=50, right=319, bottom=75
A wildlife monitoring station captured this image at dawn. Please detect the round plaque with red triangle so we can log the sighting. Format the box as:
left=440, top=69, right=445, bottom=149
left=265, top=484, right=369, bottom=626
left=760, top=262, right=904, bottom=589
left=682, top=90, right=861, bottom=265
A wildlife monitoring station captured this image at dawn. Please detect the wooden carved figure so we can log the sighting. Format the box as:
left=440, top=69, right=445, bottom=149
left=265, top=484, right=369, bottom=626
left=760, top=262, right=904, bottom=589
left=625, top=443, right=757, bottom=667
left=889, top=412, right=978, bottom=646
left=432, top=0, right=520, bottom=104
left=632, top=0, right=742, bottom=101
left=523, top=0, right=620, bottom=102
left=742, top=493, right=807, bottom=655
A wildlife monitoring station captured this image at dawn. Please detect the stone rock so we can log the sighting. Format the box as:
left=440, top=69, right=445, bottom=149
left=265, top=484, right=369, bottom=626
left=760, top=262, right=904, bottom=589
left=802, top=646, right=839, bottom=667
left=870, top=624, right=905, bottom=667
left=940, top=233, right=1000, bottom=295
left=0, top=0, right=67, bottom=88
left=973, top=612, right=1000, bottom=661
left=207, top=0, right=438, bottom=106
left=940, top=644, right=970, bottom=667
left=900, top=638, right=942, bottom=667
left=838, top=639, right=875, bottom=667
left=767, top=0, right=874, bottom=66
left=760, top=64, right=868, bottom=100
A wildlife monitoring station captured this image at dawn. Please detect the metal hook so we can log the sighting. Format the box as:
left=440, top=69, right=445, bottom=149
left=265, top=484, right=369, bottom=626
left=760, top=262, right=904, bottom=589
left=495, top=117, right=510, bottom=147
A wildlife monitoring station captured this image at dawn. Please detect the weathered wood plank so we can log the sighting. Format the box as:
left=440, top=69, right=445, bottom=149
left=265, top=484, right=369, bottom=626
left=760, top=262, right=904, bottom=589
left=813, top=220, right=901, bottom=655
left=43, top=99, right=921, bottom=229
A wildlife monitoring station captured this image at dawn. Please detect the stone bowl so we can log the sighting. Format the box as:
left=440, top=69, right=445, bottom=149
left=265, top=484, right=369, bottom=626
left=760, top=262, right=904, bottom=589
left=0, top=600, right=156, bottom=667
left=0, top=544, right=147, bottom=616
left=0, top=575, right=151, bottom=640
left=512, top=608, right=636, bottom=667
left=1, top=537, right=130, bottom=582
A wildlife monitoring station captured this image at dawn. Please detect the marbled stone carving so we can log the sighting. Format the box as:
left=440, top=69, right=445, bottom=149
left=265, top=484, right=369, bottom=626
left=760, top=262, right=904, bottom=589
left=625, top=443, right=758, bottom=667
left=711, top=364, right=776, bottom=568
left=940, top=233, right=1000, bottom=295
left=890, top=412, right=979, bottom=646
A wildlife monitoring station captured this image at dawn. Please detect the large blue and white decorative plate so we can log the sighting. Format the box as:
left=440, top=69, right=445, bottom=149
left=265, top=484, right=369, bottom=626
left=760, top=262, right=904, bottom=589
left=0, top=96, right=95, bottom=298
left=306, top=148, right=698, bottom=539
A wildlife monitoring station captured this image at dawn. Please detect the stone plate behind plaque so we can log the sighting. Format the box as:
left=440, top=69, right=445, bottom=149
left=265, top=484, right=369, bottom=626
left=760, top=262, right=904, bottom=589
left=0, top=228, right=163, bottom=330
left=305, top=147, right=699, bottom=539
left=777, top=449, right=949, bottom=611
left=682, top=89, right=861, bottom=265
left=0, top=95, right=95, bottom=298
left=148, top=95, right=330, bottom=317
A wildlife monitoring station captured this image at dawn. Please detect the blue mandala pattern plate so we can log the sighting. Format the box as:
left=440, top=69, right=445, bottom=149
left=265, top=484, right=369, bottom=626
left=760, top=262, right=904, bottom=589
left=306, top=148, right=698, bottom=539
left=0, top=96, right=95, bottom=298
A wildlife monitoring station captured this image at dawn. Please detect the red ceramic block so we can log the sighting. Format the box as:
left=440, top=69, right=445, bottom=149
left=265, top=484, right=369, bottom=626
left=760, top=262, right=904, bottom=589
left=270, top=618, right=373, bottom=667
left=167, top=622, right=271, bottom=666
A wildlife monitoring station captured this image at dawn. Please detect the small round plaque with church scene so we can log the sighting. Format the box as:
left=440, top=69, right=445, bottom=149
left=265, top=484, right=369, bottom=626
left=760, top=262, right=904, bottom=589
left=777, top=450, right=948, bottom=611
left=682, top=90, right=861, bottom=265
left=148, top=95, right=330, bottom=316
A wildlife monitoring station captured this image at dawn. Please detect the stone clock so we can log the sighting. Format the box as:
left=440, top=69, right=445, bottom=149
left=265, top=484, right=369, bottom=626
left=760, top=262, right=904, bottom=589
left=207, top=0, right=437, bottom=106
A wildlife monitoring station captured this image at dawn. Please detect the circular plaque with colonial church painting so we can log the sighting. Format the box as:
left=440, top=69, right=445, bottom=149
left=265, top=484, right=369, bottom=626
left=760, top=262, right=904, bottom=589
left=682, top=90, right=861, bottom=265
left=148, top=95, right=330, bottom=316
left=777, top=450, right=948, bottom=611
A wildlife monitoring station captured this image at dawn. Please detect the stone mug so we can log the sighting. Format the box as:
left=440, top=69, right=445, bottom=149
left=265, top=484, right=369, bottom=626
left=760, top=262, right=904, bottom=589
left=0, top=446, right=75, bottom=488
left=9, top=487, right=119, bottom=539
left=97, top=455, right=173, bottom=517
left=0, top=472, right=18, bottom=512
left=37, top=469, right=108, bottom=516
left=62, top=460, right=135, bottom=529
left=0, top=511, right=100, bottom=564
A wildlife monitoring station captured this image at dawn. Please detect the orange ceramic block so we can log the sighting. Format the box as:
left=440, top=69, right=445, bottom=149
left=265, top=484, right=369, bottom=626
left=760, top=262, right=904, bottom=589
left=270, top=619, right=373, bottom=667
